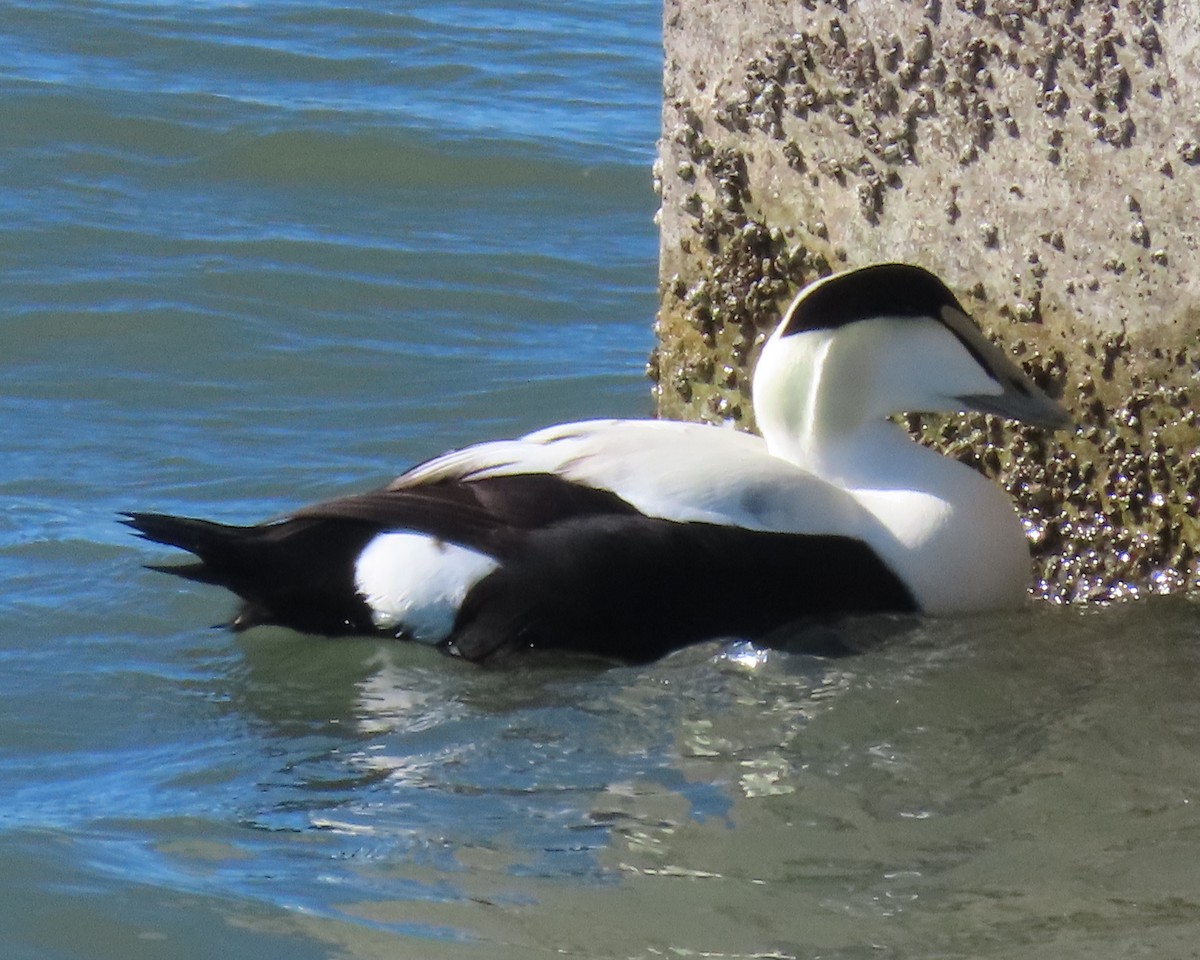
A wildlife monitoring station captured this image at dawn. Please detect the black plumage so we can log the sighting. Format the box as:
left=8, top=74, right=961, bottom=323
left=124, top=510, right=379, bottom=633
left=125, top=472, right=915, bottom=661
left=449, top=514, right=916, bottom=662
left=779, top=263, right=961, bottom=335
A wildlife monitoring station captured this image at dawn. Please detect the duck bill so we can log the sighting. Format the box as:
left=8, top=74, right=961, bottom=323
left=957, top=386, right=1073, bottom=430
left=953, top=339, right=1074, bottom=429
left=939, top=306, right=1074, bottom=431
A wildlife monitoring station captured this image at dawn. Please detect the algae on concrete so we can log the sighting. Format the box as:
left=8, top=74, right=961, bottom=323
left=652, top=0, right=1200, bottom=602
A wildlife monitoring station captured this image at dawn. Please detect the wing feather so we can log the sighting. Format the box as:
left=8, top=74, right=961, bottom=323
left=388, top=418, right=874, bottom=537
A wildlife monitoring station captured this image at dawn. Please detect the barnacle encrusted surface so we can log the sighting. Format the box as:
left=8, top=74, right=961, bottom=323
left=652, top=0, right=1200, bottom=602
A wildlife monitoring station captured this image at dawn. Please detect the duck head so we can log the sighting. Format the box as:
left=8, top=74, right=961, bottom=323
left=752, top=263, right=1072, bottom=457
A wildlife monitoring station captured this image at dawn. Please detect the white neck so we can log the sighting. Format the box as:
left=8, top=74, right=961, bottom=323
left=753, top=335, right=1031, bottom=613
left=813, top=421, right=1029, bottom=613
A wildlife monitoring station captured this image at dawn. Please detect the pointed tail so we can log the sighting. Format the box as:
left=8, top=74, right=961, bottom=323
left=121, top=511, right=377, bottom=634
left=122, top=511, right=257, bottom=581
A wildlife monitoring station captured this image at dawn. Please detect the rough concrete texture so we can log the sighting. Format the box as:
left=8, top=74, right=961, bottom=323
left=650, top=0, right=1200, bottom=603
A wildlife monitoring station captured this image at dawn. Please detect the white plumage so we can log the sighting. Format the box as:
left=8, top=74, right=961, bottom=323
left=354, top=532, right=499, bottom=640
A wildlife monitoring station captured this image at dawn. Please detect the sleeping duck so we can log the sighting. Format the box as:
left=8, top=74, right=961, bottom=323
left=126, top=263, right=1071, bottom=662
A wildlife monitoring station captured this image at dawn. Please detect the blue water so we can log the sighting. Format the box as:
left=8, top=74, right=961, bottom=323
left=4, top=3, right=1200, bottom=958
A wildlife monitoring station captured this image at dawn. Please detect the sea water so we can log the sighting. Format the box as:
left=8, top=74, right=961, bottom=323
left=2, top=3, right=1199, bottom=958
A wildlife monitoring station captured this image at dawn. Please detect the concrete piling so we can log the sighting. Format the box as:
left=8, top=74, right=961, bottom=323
left=651, top=0, right=1200, bottom=601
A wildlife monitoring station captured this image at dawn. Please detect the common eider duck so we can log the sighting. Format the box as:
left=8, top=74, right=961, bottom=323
left=126, top=263, right=1071, bottom=662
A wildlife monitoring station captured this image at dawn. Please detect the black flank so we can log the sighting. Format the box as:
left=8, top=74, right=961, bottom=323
left=447, top=514, right=917, bottom=663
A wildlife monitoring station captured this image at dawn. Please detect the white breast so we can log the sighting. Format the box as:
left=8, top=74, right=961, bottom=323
left=815, top=424, right=1032, bottom=614
left=850, top=485, right=1029, bottom=613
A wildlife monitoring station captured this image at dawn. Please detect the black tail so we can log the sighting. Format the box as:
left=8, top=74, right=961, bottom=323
left=122, top=511, right=378, bottom=634
left=122, top=512, right=249, bottom=583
